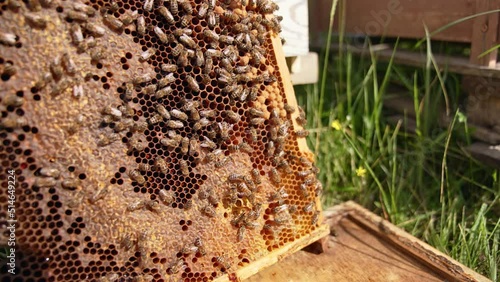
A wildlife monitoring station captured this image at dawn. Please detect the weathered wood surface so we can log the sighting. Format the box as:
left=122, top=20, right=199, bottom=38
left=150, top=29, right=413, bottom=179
left=275, top=0, right=309, bottom=57
left=467, top=142, right=500, bottom=168
left=331, top=44, right=500, bottom=78
left=311, top=0, right=480, bottom=45
left=470, top=0, right=500, bottom=67
left=245, top=202, right=491, bottom=282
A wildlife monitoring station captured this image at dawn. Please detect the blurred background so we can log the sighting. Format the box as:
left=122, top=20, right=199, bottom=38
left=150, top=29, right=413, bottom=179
left=276, top=0, right=500, bottom=279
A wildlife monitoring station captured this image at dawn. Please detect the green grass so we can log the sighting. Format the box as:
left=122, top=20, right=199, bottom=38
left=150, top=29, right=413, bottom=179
left=295, top=1, right=500, bottom=280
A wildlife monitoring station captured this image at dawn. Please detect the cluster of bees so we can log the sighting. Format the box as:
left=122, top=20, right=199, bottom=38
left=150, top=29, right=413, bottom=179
left=0, top=0, right=325, bottom=281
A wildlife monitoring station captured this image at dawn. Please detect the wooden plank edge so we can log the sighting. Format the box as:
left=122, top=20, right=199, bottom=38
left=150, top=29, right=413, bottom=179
left=324, top=201, right=492, bottom=282
left=331, top=44, right=500, bottom=79
left=214, top=224, right=330, bottom=282
left=467, top=142, right=500, bottom=169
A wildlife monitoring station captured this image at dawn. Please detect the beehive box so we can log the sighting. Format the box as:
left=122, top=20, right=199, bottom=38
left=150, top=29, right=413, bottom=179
left=0, top=0, right=328, bottom=281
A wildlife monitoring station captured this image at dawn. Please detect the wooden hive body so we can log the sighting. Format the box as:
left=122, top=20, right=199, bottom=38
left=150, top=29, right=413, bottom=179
left=0, top=1, right=328, bottom=281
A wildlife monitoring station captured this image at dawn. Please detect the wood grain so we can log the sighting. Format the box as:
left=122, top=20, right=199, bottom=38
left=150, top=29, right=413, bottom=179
left=245, top=202, right=491, bottom=282
left=311, top=0, right=479, bottom=45
left=470, top=0, right=500, bottom=66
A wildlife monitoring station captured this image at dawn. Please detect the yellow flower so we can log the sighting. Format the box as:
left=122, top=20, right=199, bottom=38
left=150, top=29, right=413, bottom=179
left=355, top=166, right=367, bottom=178
left=331, top=120, right=342, bottom=131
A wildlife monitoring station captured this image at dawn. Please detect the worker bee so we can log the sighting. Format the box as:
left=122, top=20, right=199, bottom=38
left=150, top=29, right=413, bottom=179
left=249, top=118, right=265, bottom=126
left=303, top=201, right=314, bottom=213
left=103, top=13, right=123, bottom=31
left=141, top=84, right=157, bottom=95
left=223, top=10, right=240, bottom=22
left=203, top=29, right=219, bottom=41
left=296, top=106, right=307, bottom=126
left=185, top=75, right=200, bottom=92
left=24, top=12, right=47, bottom=29
left=228, top=173, right=244, bottom=183
left=248, top=169, right=261, bottom=185
left=200, top=136, right=216, bottom=150
left=60, top=53, right=77, bottom=75
left=153, top=26, right=168, bottom=44
left=218, top=35, right=234, bottom=45
left=166, top=120, right=184, bottom=129
left=187, top=139, right=199, bottom=156
left=246, top=127, right=258, bottom=143
left=236, top=60, right=253, bottom=74
left=129, top=169, right=146, bottom=185
left=184, top=199, right=193, bottom=210
left=132, top=73, right=153, bottom=85
left=38, top=167, right=60, bottom=178
left=237, top=225, right=246, bottom=242
left=179, top=159, right=189, bottom=176
left=139, top=48, right=156, bottom=62
left=161, top=64, right=177, bottom=73
left=181, top=243, right=198, bottom=255
left=89, top=186, right=109, bottom=204
left=48, top=78, right=69, bottom=96
left=207, top=192, right=219, bottom=206
left=49, top=56, right=63, bottom=80
left=138, top=163, right=150, bottom=172
left=133, top=274, right=154, bottom=282
left=146, top=200, right=161, bottom=212
left=97, top=132, right=119, bottom=146
left=202, top=57, right=213, bottom=75
left=249, top=108, right=265, bottom=118
left=282, top=104, right=295, bottom=114
left=0, top=31, right=16, bottom=46
left=148, top=113, right=163, bottom=125
left=191, top=48, right=204, bottom=67
left=160, top=137, right=179, bottom=149
left=159, top=189, right=174, bottom=205
left=206, top=11, right=217, bottom=28
left=198, top=189, right=209, bottom=200
left=180, top=14, right=193, bottom=27
left=158, top=6, right=175, bottom=25
left=311, top=211, right=320, bottom=225
left=143, top=0, right=153, bottom=11
left=200, top=109, right=216, bottom=118
left=178, top=137, right=188, bottom=154
left=83, top=22, right=105, bottom=37
left=297, top=169, right=314, bottom=178
left=194, top=237, right=206, bottom=256
left=120, top=233, right=135, bottom=251
left=228, top=143, right=240, bottom=153
left=177, top=49, right=189, bottom=67
left=7, top=0, right=21, bottom=10
left=127, top=200, right=145, bottom=211
left=67, top=190, right=85, bottom=208
left=215, top=256, right=231, bottom=270
left=201, top=204, right=216, bottom=218
left=169, top=109, right=188, bottom=121
left=136, top=15, right=146, bottom=36
left=205, top=49, right=222, bottom=59
left=154, top=105, right=170, bottom=120
left=33, top=177, right=57, bottom=188
left=98, top=273, right=119, bottom=282
left=225, top=110, right=240, bottom=124
left=273, top=204, right=288, bottom=214
left=315, top=181, right=323, bottom=196
left=131, top=121, right=148, bottom=133
left=60, top=178, right=81, bottom=190
left=2, top=95, right=23, bottom=107
left=215, top=156, right=232, bottom=168
left=295, top=129, right=309, bottom=138
left=179, top=34, right=196, bottom=49
left=155, top=86, right=173, bottom=99
left=155, top=157, right=168, bottom=174
left=269, top=168, right=281, bottom=184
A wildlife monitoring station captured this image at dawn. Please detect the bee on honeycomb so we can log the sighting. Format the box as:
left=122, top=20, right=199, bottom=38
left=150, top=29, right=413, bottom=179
left=0, top=0, right=327, bottom=281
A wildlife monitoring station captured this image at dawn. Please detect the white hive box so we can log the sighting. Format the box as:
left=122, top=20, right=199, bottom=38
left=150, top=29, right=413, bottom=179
left=275, top=0, right=319, bottom=85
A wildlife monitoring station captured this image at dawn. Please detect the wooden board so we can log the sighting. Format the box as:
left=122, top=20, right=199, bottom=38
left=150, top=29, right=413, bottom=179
left=310, top=0, right=481, bottom=45
left=245, top=202, right=491, bottom=282
left=467, top=142, right=500, bottom=168
left=331, top=44, right=500, bottom=78
left=274, top=0, right=309, bottom=57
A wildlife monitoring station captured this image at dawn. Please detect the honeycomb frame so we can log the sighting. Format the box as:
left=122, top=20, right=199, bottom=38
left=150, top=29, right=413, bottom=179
left=0, top=0, right=329, bottom=281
